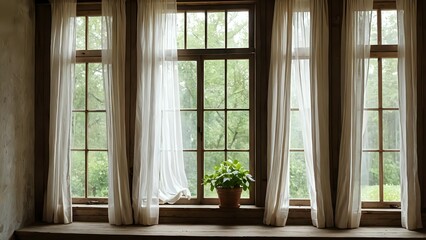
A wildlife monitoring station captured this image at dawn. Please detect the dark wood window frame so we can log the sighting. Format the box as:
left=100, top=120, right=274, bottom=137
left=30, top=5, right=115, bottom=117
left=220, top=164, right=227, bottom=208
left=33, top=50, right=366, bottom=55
left=176, top=3, right=256, bottom=205
left=72, top=5, right=108, bottom=204
left=35, top=0, right=426, bottom=225
left=362, top=1, right=400, bottom=209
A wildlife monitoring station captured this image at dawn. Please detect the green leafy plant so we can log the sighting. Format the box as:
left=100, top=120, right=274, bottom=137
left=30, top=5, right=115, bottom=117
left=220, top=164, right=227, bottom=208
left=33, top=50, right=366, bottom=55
left=203, top=159, right=255, bottom=191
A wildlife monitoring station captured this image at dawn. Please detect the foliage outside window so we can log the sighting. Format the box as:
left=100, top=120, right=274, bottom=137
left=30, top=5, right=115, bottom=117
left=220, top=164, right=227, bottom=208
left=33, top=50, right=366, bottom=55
left=71, top=15, right=108, bottom=203
left=361, top=8, right=401, bottom=208
left=177, top=6, right=254, bottom=204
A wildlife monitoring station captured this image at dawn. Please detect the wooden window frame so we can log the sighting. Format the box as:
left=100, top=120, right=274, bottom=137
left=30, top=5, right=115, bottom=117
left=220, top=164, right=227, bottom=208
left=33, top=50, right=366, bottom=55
left=362, top=1, right=400, bottom=209
left=72, top=4, right=107, bottom=204
left=175, top=3, right=256, bottom=205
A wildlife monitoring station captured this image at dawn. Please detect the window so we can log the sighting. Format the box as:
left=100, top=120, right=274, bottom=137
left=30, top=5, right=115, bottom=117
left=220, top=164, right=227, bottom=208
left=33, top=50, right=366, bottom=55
left=289, top=68, right=310, bottom=205
left=176, top=5, right=255, bottom=204
left=361, top=4, right=400, bottom=208
left=288, top=10, right=311, bottom=206
left=71, top=12, right=108, bottom=204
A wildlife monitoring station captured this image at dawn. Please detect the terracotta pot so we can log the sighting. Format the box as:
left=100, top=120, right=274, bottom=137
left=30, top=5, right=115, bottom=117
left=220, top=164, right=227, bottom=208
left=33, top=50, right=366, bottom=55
left=216, top=187, right=242, bottom=208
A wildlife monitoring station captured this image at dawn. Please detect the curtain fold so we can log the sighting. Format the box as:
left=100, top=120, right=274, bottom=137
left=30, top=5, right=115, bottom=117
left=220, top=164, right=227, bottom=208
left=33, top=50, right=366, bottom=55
left=264, top=0, right=293, bottom=226
left=133, top=0, right=190, bottom=225
left=102, top=0, right=133, bottom=225
left=307, top=0, right=334, bottom=228
left=44, top=0, right=76, bottom=224
left=335, top=0, right=373, bottom=229
left=264, top=0, right=333, bottom=228
left=396, top=0, right=423, bottom=230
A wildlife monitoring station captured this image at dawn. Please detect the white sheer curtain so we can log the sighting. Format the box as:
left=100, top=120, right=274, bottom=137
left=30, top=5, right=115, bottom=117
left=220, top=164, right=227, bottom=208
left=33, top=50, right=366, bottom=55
left=396, top=0, right=423, bottom=230
left=264, top=0, right=333, bottom=228
left=133, top=0, right=190, bottom=225
left=102, top=0, right=133, bottom=225
left=335, top=0, right=372, bottom=229
left=44, top=0, right=76, bottom=224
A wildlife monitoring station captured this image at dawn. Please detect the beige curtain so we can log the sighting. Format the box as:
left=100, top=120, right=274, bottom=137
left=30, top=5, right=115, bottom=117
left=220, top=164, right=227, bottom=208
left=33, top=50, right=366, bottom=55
left=44, top=0, right=76, bottom=224
left=335, top=0, right=373, bottom=229
left=264, top=0, right=333, bottom=228
left=133, top=0, right=190, bottom=225
left=396, top=0, right=423, bottom=230
left=102, top=0, right=133, bottom=225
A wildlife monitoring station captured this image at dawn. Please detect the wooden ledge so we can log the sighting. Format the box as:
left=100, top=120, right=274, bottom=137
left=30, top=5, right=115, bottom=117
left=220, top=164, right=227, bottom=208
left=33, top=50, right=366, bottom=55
left=72, top=205, right=416, bottom=226
left=15, top=222, right=426, bottom=240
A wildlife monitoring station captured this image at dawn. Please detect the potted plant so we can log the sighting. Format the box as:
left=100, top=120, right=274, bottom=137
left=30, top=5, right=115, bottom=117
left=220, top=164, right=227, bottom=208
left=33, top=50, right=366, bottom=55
left=203, top=159, right=255, bottom=208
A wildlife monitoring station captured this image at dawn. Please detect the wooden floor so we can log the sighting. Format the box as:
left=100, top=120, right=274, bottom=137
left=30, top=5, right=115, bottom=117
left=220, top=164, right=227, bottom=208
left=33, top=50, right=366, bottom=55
left=15, top=222, right=426, bottom=240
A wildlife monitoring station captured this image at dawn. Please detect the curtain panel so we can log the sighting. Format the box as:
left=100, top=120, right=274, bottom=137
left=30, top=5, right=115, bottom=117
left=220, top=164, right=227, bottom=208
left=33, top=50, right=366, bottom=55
left=44, top=0, right=76, bottom=224
left=335, top=0, right=373, bottom=229
left=102, top=0, right=133, bottom=225
left=264, top=0, right=333, bottom=228
left=133, top=0, right=190, bottom=225
left=396, top=0, right=423, bottom=230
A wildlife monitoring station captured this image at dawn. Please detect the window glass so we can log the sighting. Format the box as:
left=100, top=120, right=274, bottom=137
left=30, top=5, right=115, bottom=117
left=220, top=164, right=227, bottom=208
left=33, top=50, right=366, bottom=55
left=88, top=16, right=102, bottom=50
left=382, top=10, right=398, bottom=45
left=207, top=11, right=225, bottom=48
left=370, top=10, right=378, bottom=45
left=227, top=11, right=249, bottom=48
left=361, top=152, right=380, bottom=201
left=76, top=17, right=86, bottom=50
left=187, top=12, right=205, bottom=49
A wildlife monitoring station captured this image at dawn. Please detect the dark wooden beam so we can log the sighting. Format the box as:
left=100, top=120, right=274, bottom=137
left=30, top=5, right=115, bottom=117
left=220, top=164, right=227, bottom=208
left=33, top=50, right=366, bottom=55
left=34, top=4, right=51, bottom=222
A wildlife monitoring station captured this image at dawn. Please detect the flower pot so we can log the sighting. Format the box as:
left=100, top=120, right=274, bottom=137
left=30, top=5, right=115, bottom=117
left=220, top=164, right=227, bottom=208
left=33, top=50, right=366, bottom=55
left=216, top=187, right=242, bottom=208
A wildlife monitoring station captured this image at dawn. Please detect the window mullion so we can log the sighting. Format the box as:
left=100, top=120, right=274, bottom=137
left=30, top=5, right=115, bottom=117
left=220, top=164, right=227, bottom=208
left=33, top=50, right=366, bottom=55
left=84, top=62, right=89, bottom=199
left=224, top=59, right=228, bottom=162
left=378, top=57, right=384, bottom=203
left=198, top=57, right=204, bottom=203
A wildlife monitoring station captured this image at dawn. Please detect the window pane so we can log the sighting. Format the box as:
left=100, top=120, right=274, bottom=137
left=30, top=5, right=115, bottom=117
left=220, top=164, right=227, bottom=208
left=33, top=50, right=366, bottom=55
left=76, top=17, right=86, bottom=50
left=181, top=111, right=197, bottom=150
left=88, top=63, right=105, bottom=110
left=177, top=12, right=185, bottom=49
left=361, top=152, right=379, bottom=201
left=290, top=69, right=299, bottom=109
left=382, top=10, right=398, bottom=45
left=382, top=58, right=399, bottom=108
left=71, top=151, right=85, bottom=197
left=74, top=63, right=86, bottom=110
left=178, top=61, right=197, bottom=109
left=71, top=112, right=85, bottom=149
left=289, top=152, right=309, bottom=199
left=383, top=110, right=400, bottom=150
left=184, top=152, right=197, bottom=197
left=227, top=11, right=249, bottom=48
left=370, top=11, right=378, bottom=45
left=363, top=111, right=379, bottom=149
left=227, top=152, right=249, bottom=170
left=227, top=151, right=250, bottom=199
left=365, top=59, right=378, bottom=108
left=204, top=111, right=225, bottom=149
left=204, top=60, right=225, bottom=109
left=88, top=16, right=102, bottom=50
left=187, top=12, right=205, bottom=49
left=227, top=111, right=249, bottom=150
left=88, top=112, right=107, bottom=149
left=290, top=110, right=304, bottom=149
left=87, top=151, right=108, bottom=198
left=383, top=152, right=400, bottom=202
left=291, top=12, right=310, bottom=49
left=207, top=11, right=225, bottom=48
left=227, top=59, right=249, bottom=109
left=204, top=151, right=225, bottom=198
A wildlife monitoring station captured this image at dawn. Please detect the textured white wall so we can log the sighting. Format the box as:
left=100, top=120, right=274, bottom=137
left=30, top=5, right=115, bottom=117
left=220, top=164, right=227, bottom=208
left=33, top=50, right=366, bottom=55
left=0, top=0, right=35, bottom=239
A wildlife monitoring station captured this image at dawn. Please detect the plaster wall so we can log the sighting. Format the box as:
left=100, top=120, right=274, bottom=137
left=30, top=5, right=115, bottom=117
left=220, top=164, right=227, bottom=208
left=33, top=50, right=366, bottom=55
left=0, top=0, right=35, bottom=239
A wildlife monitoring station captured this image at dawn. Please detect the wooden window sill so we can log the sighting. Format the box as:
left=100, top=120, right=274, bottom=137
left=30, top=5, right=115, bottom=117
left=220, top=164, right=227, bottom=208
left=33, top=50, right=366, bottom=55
left=16, top=222, right=426, bottom=240
left=72, top=204, right=415, bottom=227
